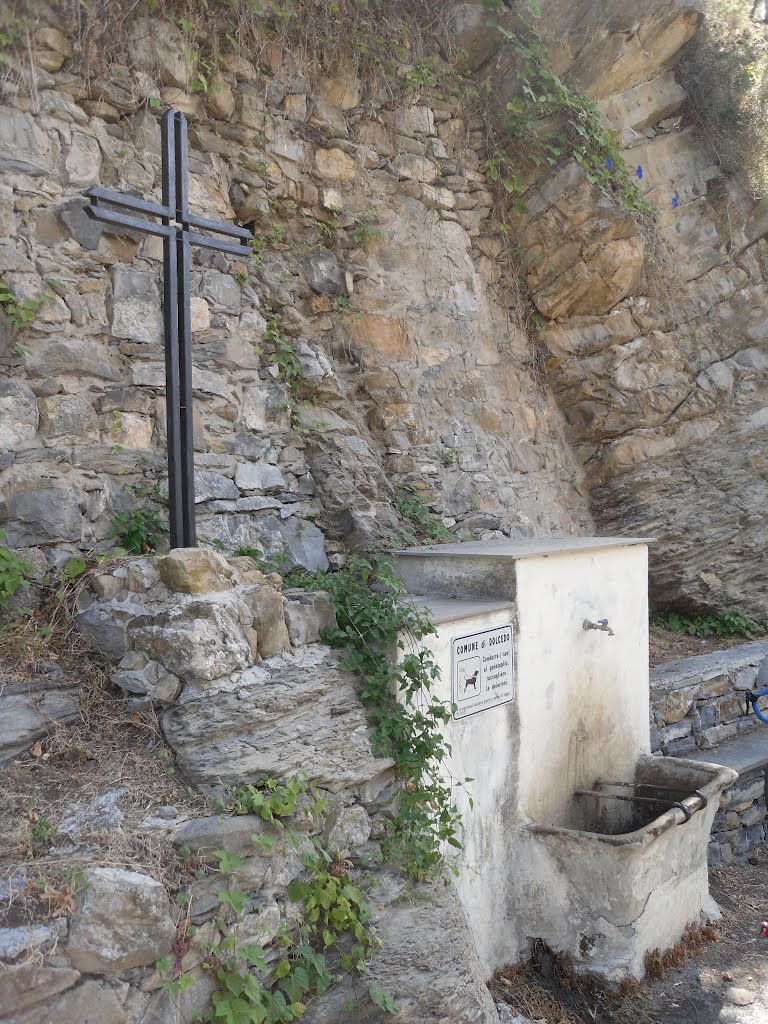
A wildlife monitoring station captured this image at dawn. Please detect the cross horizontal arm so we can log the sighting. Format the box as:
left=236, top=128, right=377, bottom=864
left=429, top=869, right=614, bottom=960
left=187, top=231, right=252, bottom=257
left=86, top=186, right=171, bottom=220
left=85, top=204, right=175, bottom=239
left=186, top=212, right=252, bottom=241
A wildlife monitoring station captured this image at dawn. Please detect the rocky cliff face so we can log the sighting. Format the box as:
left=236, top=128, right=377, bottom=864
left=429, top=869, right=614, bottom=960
left=500, top=0, right=768, bottom=616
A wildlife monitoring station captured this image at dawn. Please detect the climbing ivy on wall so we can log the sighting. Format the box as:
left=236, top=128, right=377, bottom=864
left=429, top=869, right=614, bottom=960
left=286, top=555, right=467, bottom=880
left=481, top=0, right=654, bottom=221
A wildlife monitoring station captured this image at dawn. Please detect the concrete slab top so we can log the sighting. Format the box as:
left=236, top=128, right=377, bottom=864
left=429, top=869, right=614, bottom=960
left=689, top=729, right=768, bottom=775
left=391, top=536, right=652, bottom=560
left=408, top=597, right=514, bottom=626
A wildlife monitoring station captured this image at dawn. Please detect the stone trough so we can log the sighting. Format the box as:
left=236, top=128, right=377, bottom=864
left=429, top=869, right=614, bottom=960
left=393, top=538, right=736, bottom=982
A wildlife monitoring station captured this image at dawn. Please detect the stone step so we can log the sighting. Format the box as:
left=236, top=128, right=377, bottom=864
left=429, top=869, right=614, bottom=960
left=690, top=729, right=768, bottom=776
left=392, top=536, right=648, bottom=601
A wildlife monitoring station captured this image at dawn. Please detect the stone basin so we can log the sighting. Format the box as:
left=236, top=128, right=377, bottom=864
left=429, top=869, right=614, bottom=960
left=524, top=755, right=737, bottom=980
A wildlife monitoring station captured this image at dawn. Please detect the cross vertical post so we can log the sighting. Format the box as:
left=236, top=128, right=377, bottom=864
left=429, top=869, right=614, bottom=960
left=85, top=108, right=252, bottom=549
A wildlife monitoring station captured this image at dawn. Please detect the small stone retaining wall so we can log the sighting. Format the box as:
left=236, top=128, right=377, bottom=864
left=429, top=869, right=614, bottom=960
left=650, top=642, right=768, bottom=864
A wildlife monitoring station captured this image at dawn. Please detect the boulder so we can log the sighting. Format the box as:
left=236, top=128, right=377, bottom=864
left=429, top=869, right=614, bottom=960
left=448, top=3, right=503, bottom=71
left=109, top=268, right=163, bottom=345
left=162, top=647, right=393, bottom=789
left=235, top=462, right=286, bottom=492
left=157, top=547, right=235, bottom=594
left=242, top=584, right=290, bottom=658
left=25, top=339, right=122, bottom=382
left=67, top=867, right=175, bottom=975
left=283, top=590, right=337, bottom=646
left=0, top=920, right=67, bottom=962
left=17, top=980, right=128, bottom=1023
left=128, top=594, right=253, bottom=683
left=247, top=516, right=329, bottom=573
left=130, top=17, right=194, bottom=88
left=75, top=605, right=129, bottom=661
left=110, top=651, right=182, bottom=706
left=0, top=677, right=79, bottom=763
left=38, top=395, right=99, bottom=441
left=301, top=249, right=347, bottom=296
left=0, top=108, right=56, bottom=176
left=0, top=380, right=38, bottom=448
left=0, top=964, right=80, bottom=1018
left=322, top=805, right=372, bottom=858
left=0, top=488, right=83, bottom=546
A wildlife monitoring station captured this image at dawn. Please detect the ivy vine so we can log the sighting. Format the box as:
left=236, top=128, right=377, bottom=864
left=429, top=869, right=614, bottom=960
left=285, top=555, right=466, bottom=880
left=161, top=773, right=397, bottom=1023
left=482, top=0, right=654, bottom=221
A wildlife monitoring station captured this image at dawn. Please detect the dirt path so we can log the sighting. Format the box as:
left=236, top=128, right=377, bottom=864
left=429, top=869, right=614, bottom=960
left=494, top=845, right=768, bottom=1024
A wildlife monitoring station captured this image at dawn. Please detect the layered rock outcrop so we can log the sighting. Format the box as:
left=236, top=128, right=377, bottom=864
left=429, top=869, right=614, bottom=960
left=489, top=0, right=768, bottom=616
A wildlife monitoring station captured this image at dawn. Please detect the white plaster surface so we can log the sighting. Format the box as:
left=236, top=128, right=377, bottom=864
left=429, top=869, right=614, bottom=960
left=399, top=540, right=734, bottom=980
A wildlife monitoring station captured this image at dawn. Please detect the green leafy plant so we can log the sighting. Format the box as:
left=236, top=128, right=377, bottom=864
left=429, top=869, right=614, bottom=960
left=481, top=1, right=653, bottom=221
left=393, top=486, right=453, bottom=544
left=351, top=211, right=383, bottom=248
left=110, top=489, right=169, bottom=554
left=0, top=529, right=33, bottom=608
left=286, top=556, right=467, bottom=880
left=263, top=315, right=304, bottom=389
left=158, top=772, right=395, bottom=1023
left=653, top=607, right=767, bottom=640
left=235, top=546, right=289, bottom=575
left=0, top=281, right=52, bottom=355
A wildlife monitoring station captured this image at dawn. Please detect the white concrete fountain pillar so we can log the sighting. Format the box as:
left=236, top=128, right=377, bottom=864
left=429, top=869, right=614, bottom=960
left=390, top=537, right=731, bottom=981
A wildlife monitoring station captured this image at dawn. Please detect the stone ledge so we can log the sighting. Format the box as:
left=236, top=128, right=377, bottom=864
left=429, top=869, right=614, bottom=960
left=650, top=641, right=768, bottom=694
left=689, top=729, right=768, bottom=776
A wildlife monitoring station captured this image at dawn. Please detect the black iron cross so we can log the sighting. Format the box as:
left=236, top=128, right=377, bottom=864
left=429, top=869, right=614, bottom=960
left=85, top=109, right=251, bottom=548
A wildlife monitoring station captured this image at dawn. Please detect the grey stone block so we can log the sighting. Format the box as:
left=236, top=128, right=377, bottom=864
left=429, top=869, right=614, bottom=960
left=1, top=488, right=83, bottom=546
left=60, top=198, right=103, bottom=249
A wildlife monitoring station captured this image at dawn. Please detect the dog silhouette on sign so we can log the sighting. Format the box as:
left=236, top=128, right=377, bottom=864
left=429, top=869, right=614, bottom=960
left=463, top=669, right=479, bottom=693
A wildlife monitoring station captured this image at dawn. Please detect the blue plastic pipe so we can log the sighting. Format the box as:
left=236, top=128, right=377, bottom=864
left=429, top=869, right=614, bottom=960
left=748, top=687, right=768, bottom=724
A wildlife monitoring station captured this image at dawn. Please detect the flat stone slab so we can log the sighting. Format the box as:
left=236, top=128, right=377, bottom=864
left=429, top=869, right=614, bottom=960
left=391, top=536, right=651, bottom=561
left=689, top=729, right=768, bottom=775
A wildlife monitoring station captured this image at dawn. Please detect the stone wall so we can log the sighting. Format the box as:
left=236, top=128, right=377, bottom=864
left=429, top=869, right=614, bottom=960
left=0, top=548, right=498, bottom=1023
left=0, top=7, right=594, bottom=581
left=2, top=2, right=767, bottom=615
left=650, top=642, right=768, bottom=862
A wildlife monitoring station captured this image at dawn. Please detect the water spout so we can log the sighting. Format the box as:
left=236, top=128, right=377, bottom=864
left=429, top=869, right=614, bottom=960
left=583, top=618, right=614, bottom=636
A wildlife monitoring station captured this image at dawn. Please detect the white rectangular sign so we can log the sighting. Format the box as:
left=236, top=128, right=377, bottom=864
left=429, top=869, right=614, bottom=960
left=452, top=624, right=515, bottom=719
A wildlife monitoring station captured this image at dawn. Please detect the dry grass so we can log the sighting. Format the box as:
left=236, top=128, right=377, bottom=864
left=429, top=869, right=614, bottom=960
left=493, top=925, right=721, bottom=1024
left=4, top=0, right=457, bottom=98
left=643, top=924, right=720, bottom=981
left=0, top=565, right=208, bottom=933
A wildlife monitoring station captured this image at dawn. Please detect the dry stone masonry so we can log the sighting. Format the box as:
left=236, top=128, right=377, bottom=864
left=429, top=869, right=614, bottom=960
left=650, top=642, right=768, bottom=862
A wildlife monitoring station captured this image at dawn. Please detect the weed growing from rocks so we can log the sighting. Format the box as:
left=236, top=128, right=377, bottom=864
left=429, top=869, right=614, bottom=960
left=679, top=0, right=768, bottom=198
left=481, top=0, right=654, bottom=222
left=0, top=529, right=34, bottom=608
left=109, top=486, right=169, bottom=554
left=161, top=773, right=397, bottom=1021
left=652, top=607, right=768, bottom=640
left=393, top=486, right=453, bottom=544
